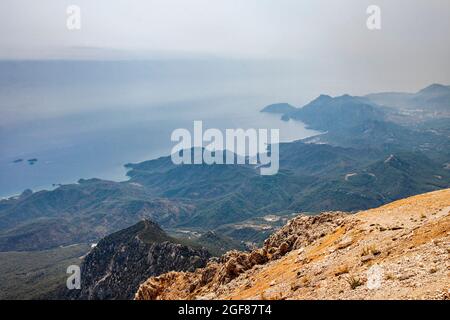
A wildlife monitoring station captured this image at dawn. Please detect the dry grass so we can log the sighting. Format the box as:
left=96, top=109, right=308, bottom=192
left=299, top=275, right=310, bottom=286
left=346, top=275, right=363, bottom=290
left=385, top=273, right=395, bottom=281
left=334, top=265, right=350, bottom=276
left=428, top=267, right=438, bottom=274
left=361, top=244, right=381, bottom=256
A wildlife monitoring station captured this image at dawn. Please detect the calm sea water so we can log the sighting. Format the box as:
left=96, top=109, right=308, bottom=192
left=0, top=60, right=319, bottom=197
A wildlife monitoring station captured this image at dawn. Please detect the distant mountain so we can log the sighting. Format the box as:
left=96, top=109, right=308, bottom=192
left=263, top=85, right=450, bottom=131
left=285, top=152, right=450, bottom=213
left=366, top=83, right=450, bottom=112
left=356, top=152, right=449, bottom=198
left=0, top=179, right=196, bottom=251
left=260, top=90, right=450, bottom=162
left=281, top=95, right=386, bottom=131
left=62, top=220, right=210, bottom=300
left=1, top=139, right=448, bottom=251
left=127, top=142, right=449, bottom=226
left=418, top=83, right=450, bottom=95
left=260, top=103, right=297, bottom=114
left=302, top=120, right=450, bottom=161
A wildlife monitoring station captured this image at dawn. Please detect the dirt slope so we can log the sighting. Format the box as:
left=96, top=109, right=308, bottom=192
left=135, top=189, right=450, bottom=300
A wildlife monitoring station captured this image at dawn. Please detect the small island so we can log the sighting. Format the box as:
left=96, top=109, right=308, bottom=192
left=27, top=158, right=38, bottom=165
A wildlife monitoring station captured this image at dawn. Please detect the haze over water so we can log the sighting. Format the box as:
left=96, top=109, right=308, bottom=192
left=0, top=60, right=320, bottom=197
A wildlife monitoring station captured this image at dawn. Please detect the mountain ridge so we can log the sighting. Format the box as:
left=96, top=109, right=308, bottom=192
left=62, top=219, right=210, bottom=300
left=1, top=84, right=449, bottom=252
left=1, top=141, right=448, bottom=251
left=365, top=83, right=450, bottom=113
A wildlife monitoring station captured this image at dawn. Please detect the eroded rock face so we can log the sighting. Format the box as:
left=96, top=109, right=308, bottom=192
left=135, top=212, right=347, bottom=300
left=263, top=212, right=348, bottom=256
left=64, top=220, right=210, bottom=300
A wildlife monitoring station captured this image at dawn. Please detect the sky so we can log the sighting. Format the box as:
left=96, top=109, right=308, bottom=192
left=0, top=0, right=449, bottom=92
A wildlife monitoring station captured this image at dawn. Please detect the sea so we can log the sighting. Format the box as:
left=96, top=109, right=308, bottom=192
left=0, top=60, right=320, bottom=197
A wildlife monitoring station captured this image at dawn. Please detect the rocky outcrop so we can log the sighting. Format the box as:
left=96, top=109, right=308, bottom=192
left=65, top=220, right=210, bottom=300
left=135, top=212, right=348, bottom=300
left=135, top=189, right=450, bottom=300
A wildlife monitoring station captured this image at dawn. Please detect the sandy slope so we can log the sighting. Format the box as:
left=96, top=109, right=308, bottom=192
left=136, top=189, right=450, bottom=300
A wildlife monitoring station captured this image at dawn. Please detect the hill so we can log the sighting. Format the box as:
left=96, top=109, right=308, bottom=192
left=283, top=94, right=385, bottom=131
left=366, top=83, right=450, bottom=113
left=0, top=179, right=195, bottom=251
left=61, top=220, right=210, bottom=300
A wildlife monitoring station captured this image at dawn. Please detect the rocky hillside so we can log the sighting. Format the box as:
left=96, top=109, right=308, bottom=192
left=135, top=189, right=450, bottom=300
left=64, top=220, right=210, bottom=300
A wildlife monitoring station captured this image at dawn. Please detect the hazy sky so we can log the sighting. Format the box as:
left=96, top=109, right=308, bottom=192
left=0, top=0, right=449, bottom=92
